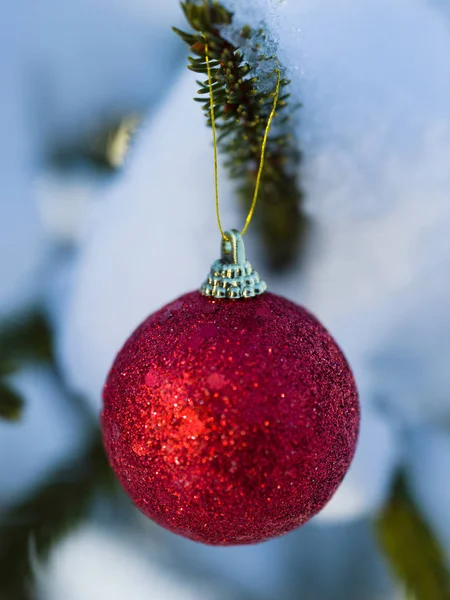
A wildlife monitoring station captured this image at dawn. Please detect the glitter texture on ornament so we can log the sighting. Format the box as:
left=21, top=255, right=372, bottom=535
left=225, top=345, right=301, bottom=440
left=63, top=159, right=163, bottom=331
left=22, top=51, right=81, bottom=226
left=102, top=292, right=359, bottom=545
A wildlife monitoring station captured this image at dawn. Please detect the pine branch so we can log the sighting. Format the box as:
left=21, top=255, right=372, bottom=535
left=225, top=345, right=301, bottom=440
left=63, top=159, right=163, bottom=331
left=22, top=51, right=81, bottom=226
left=0, top=433, right=115, bottom=600
left=376, top=470, right=450, bottom=600
left=174, top=0, right=308, bottom=269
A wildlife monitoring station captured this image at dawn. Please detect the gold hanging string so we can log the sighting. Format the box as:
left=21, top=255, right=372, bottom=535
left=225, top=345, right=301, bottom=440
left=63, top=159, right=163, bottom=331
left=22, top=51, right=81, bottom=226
left=204, top=41, right=281, bottom=239
left=204, top=41, right=223, bottom=238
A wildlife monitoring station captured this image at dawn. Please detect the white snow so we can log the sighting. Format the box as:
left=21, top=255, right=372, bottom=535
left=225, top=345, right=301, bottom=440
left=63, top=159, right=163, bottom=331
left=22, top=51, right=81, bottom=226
left=29, top=0, right=183, bottom=148
left=0, top=366, right=87, bottom=506
left=36, top=524, right=221, bottom=600
left=0, top=0, right=184, bottom=319
left=0, top=14, right=48, bottom=318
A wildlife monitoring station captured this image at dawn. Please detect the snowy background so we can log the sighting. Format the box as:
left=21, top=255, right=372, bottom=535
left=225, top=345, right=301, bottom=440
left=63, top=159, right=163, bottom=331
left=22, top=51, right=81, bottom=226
left=1, top=0, right=450, bottom=599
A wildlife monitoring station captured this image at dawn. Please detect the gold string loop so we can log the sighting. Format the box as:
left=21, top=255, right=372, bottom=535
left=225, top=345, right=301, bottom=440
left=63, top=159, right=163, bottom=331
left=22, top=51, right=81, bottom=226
left=204, top=40, right=281, bottom=239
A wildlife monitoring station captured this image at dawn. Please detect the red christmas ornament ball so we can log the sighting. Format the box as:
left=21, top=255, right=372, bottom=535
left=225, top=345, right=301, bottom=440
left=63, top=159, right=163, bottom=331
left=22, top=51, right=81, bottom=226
left=102, top=291, right=359, bottom=545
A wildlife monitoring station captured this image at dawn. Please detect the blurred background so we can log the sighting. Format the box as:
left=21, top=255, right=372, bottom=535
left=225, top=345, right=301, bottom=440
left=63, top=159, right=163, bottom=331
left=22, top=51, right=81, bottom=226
left=1, top=0, right=450, bottom=599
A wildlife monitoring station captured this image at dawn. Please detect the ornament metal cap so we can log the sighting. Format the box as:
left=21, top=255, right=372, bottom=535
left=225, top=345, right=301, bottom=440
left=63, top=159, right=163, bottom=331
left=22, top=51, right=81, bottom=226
left=201, top=229, right=267, bottom=299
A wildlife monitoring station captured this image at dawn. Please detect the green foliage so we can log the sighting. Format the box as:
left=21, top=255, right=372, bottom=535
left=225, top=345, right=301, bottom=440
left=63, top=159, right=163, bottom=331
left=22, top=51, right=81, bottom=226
left=0, top=434, right=115, bottom=600
left=0, top=381, right=24, bottom=421
left=0, top=312, right=116, bottom=598
left=0, top=312, right=53, bottom=368
left=0, top=312, right=53, bottom=422
left=376, top=470, right=450, bottom=600
left=174, top=0, right=307, bottom=269
left=50, top=114, right=141, bottom=172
